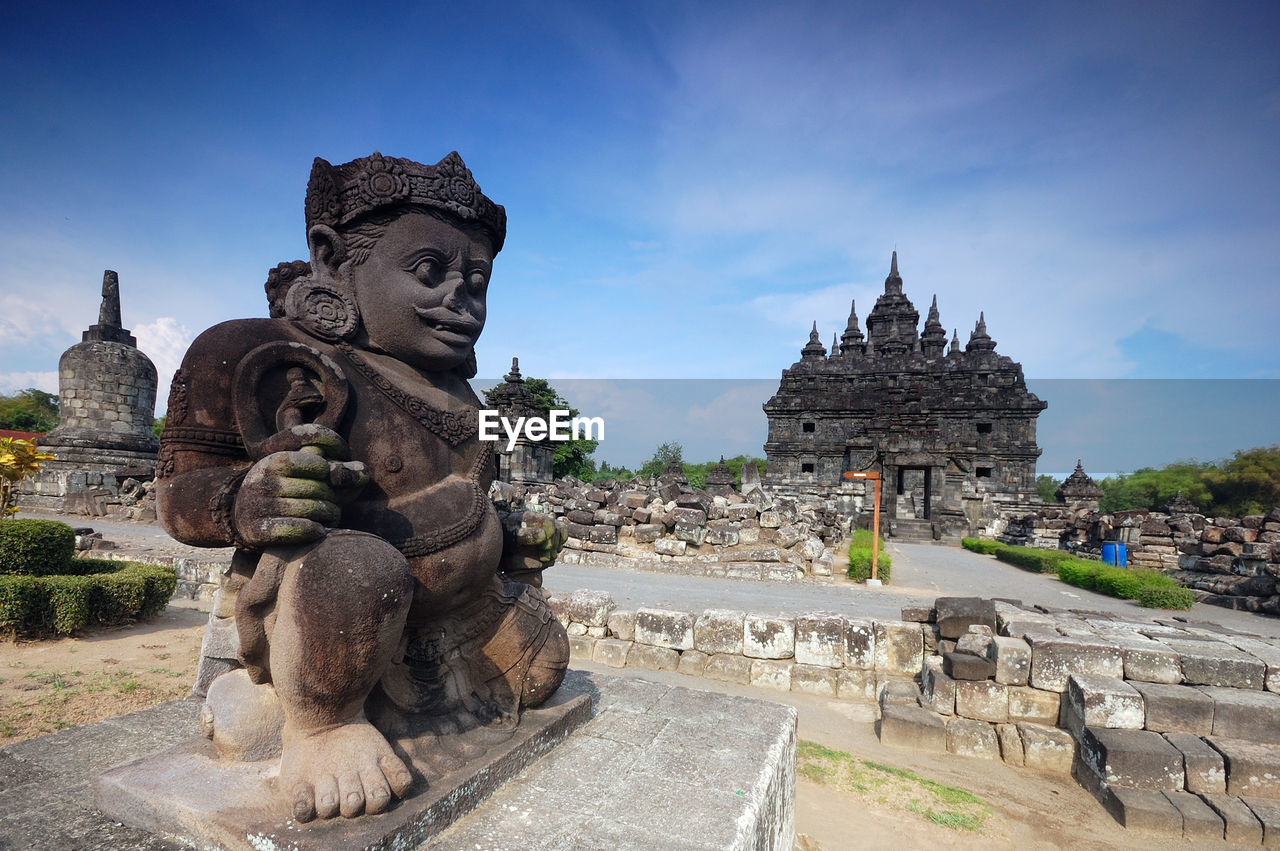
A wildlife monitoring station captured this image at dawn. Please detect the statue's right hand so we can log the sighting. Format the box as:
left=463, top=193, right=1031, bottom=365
left=233, top=450, right=342, bottom=548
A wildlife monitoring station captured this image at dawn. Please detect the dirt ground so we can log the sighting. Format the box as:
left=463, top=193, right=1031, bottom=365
left=0, top=600, right=206, bottom=742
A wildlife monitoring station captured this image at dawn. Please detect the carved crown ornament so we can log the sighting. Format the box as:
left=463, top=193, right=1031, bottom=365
left=305, top=151, right=507, bottom=251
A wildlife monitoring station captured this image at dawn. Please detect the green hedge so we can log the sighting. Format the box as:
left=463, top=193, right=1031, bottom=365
left=0, top=519, right=75, bottom=575
left=848, top=529, right=891, bottom=583
left=994, top=545, right=1073, bottom=575
left=0, top=559, right=176, bottom=637
left=1136, top=585, right=1196, bottom=610
left=961, top=538, right=1005, bottom=555
left=1055, top=559, right=1193, bottom=610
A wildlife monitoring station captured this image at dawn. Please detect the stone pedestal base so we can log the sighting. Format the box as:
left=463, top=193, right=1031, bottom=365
left=95, top=688, right=593, bottom=851
left=7, top=670, right=796, bottom=849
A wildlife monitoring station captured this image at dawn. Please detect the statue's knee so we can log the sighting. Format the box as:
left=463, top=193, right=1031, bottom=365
left=286, top=530, right=413, bottom=620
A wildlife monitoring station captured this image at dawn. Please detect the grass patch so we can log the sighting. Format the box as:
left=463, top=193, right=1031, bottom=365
left=798, top=740, right=990, bottom=832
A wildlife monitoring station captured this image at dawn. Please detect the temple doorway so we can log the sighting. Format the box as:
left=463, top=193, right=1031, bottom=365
left=895, top=466, right=932, bottom=519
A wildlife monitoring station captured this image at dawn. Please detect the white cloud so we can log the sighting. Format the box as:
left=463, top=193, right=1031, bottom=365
left=0, top=371, right=59, bottom=395
left=134, top=317, right=196, bottom=411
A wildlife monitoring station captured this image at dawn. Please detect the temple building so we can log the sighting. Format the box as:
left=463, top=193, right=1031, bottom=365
left=763, top=252, right=1046, bottom=540
left=485, top=357, right=554, bottom=485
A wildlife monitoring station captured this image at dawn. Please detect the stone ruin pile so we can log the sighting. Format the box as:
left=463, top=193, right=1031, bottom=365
left=492, top=462, right=849, bottom=579
left=1000, top=497, right=1280, bottom=615
left=881, top=596, right=1280, bottom=843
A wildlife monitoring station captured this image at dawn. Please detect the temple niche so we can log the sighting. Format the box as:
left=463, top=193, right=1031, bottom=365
left=763, top=252, right=1046, bottom=541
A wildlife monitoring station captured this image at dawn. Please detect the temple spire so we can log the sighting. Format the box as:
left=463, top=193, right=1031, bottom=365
left=82, top=269, right=136, bottom=346
left=921, top=293, right=947, bottom=357
left=504, top=356, right=523, bottom=384
left=884, top=251, right=903, bottom=295
left=98, top=270, right=122, bottom=328
left=800, top=320, right=827, bottom=359
left=840, top=298, right=864, bottom=355
left=966, top=311, right=996, bottom=352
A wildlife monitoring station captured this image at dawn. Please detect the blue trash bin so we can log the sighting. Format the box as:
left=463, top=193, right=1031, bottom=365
left=1101, top=542, right=1127, bottom=567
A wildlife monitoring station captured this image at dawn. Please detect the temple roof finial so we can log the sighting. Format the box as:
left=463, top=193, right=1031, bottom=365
left=801, top=320, right=827, bottom=359
left=890, top=250, right=898, bottom=278
left=99, top=270, right=122, bottom=329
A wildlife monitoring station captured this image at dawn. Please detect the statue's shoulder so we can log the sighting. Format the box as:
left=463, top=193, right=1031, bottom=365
left=182, top=318, right=298, bottom=368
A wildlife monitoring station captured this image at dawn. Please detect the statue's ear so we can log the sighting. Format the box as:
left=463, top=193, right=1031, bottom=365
left=307, top=224, right=347, bottom=280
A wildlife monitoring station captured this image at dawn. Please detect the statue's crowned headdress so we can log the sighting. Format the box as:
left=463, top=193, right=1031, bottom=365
left=305, top=151, right=506, bottom=251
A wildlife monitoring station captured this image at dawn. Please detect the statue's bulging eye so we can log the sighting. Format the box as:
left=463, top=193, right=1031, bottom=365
left=468, top=270, right=488, bottom=294
left=413, top=257, right=445, bottom=287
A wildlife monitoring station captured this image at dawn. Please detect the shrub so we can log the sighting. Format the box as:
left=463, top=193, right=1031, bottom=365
left=961, top=538, right=1004, bottom=555
left=994, top=545, right=1072, bottom=575
left=0, top=519, right=75, bottom=575
left=0, top=560, right=176, bottom=637
left=1093, top=567, right=1146, bottom=599
left=848, top=530, right=891, bottom=583
left=1136, top=584, right=1196, bottom=610
left=1056, top=559, right=1099, bottom=588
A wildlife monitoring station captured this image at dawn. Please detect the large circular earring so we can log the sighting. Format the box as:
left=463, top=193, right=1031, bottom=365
left=283, top=277, right=359, bottom=342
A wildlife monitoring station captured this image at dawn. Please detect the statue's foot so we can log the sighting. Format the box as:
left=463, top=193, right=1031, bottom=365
left=281, top=720, right=414, bottom=822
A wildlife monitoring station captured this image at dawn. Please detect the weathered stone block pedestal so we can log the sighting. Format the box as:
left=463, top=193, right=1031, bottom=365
left=0, top=670, right=798, bottom=850
left=95, top=687, right=594, bottom=850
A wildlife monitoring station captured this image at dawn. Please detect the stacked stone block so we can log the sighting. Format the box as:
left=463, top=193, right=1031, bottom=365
left=879, top=595, right=1280, bottom=843
left=548, top=590, right=927, bottom=704
left=492, top=472, right=844, bottom=579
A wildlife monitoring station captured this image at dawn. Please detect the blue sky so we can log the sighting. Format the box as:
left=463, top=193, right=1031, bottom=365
left=2, top=1, right=1277, bottom=470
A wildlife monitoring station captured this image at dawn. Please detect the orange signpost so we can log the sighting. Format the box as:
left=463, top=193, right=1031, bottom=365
left=842, top=470, right=883, bottom=581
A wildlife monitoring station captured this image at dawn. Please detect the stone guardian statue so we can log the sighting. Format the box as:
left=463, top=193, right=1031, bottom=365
left=156, top=151, right=569, bottom=823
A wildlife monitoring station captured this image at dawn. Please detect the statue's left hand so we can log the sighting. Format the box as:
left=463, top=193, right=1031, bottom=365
left=232, top=425, right=371, bottom=548
left=498, top=510, right=565, bottom=578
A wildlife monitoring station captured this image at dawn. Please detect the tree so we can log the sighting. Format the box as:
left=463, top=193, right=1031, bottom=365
left=592, top=461, right=635, bottom=483
left=638, top=442, right=684, bottom=480
left=482, top=376, right=598, bottom=480
left=1095, top=446, right=1280, bottom=516
left=0, top=389, right=59, bottom=433
left=1035, top=474, right=1059, bottom=503
left=153, top=415, right=167, bottom=440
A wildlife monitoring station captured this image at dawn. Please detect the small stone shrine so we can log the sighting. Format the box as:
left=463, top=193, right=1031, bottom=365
left=486, top=357, right=554, bottom=485
left=763, top=252, right=1046, bottom=540
left=1055, top=460, right=1105, bottom=512
left=30, top=270, right=159, bottom=510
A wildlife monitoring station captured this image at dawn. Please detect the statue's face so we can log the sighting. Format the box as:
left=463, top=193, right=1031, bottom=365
left=346, top=211, right=492, bottom=372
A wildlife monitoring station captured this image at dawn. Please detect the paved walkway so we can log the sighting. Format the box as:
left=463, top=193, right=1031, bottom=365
left=547, top=540, right=1280, bottom=638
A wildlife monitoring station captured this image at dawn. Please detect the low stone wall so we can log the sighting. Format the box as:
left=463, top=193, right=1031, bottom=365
left=87, top=548, right=228, bottom=601
left=548, top=589, right=927, bottom=701
left=494, top=473, right=846, bottom=577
